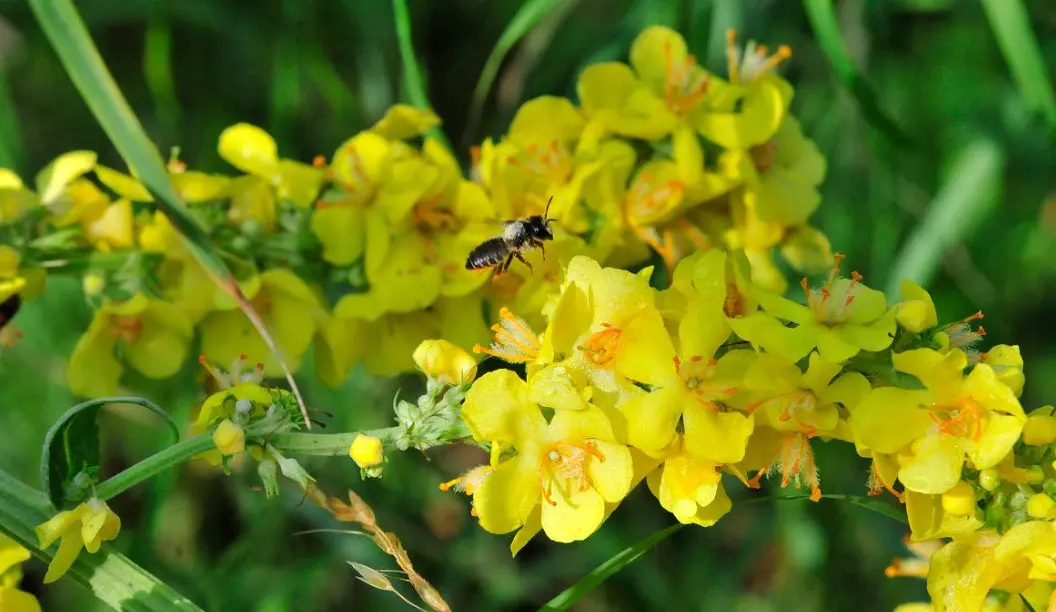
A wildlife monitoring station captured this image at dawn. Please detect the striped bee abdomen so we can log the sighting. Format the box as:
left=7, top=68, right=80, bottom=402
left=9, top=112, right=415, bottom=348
left=465, top=237, right=509, bottom=270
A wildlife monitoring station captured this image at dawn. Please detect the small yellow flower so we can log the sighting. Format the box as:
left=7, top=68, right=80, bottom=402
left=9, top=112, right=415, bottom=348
left=1027, top=494, right=1056, bottom=519
left=729, top=254, right=895, bottom=363
left=349, top=434, right=385, bottom=468
left=896, top=279, right=938, bottom=333
left=83, top=198, right=134, bottom=251
left=0, top=534, right=40, bottom=612
left=35, top=499, right=121, bottom=584
left=413, top=339, right=477, bottom=384
left=981, top=344, right=1025, bottom=397
left=1022, top=410, right=1056, bottom=446
left=940, top=481, right=977, bottom=516
left=218, top=123, right=324, bottom=208
left=67, top=294, right=194, bottom=398
left=645, top=435, right=732, bottom=526
left=462, top=370, right=634, bottom=543
left=213, top=419, right=246, bottom=456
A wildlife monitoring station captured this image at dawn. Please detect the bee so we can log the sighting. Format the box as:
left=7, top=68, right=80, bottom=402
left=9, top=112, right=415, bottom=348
left=0, top=294, right=19, bottom=332
left=465, top=196, right=555, bottom=277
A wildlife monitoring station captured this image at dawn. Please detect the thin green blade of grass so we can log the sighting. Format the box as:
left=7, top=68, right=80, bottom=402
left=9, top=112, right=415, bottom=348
left=27, top=0, right=312, bottom=429
left=980, top=0, right=1056, bottom=131
left=0, top=68, right=25, bottom=173
left=462, top=0, right=561, bottom=146
left=391, top=0, right=452, bottom=151
left=886, top=137, right=1004, bottom=295
left=538, top=523, right=685, bottom=611
left=802, top=0, right=917, bottom=150
left=0, top=468, right=204, bottom=611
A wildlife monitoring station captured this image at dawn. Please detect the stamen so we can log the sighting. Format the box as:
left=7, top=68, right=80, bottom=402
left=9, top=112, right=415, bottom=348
left=473, top=307, right=540, bottom=364
left=537, top=441, right=605, bottom=506
left=439, top=465, right=494, bottom=496
left=726, top=29, right=739, bottom=84
left=578, top=324, right=623, bottom=367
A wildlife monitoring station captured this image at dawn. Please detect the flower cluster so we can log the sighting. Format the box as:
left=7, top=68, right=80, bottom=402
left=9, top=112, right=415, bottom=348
left=435, top=251, right=1056, bottom=611
left=0, top=26, right=827, bottom=397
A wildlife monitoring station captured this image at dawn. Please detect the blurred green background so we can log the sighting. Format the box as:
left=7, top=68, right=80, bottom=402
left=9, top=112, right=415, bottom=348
left=1, top=0, right=1054, bottom=610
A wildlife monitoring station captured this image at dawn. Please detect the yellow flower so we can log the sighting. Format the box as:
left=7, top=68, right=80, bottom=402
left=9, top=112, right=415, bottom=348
left=896, top=279, right=939, bottom=333
left=0, top=168, right=39, bottom=224
left=462, top=370, right=634, bottom=543
left=349, top=434, right=385, bottom=468
left=199, top=269, right=327, bottom=376
left=981, top=344, right=1025, bottom=397
left=82, top=198, right=135, bottom=251
left=67, top=294, right=193, bottom=397
left=0, top=246, right=27, bottom=305
left=369, top=104, right=441, bottom=140
left=0, top=534, right=40, bottom=612
left=218, top=123, right=324, bottom=208
left=94, top=163, right=231, bottom=205
left=904, top=488, right=982, bottom=542
left=729, top=255, right=895, bottom=363
left=1022, top=408, right=1056, bottom=446
left=413, top=339, right=477, bottom=384
left=35, top=499, right=121, bottom=583
left=927, top=521, right=1056, bottom=612
left=35, top=151, right=98, bottom=214
left=853, top=348, right=1026, bottom=495
left=617, top=251, right=756, bottom=462
left=213, top=419, right=246, bottom=456
left=645, top=435, right=732, bottom=526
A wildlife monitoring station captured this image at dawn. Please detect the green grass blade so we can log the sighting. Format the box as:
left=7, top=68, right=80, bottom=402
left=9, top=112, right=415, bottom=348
left=0, top=68, right=25, bottom=173
left=0, top=469, right=204, bottom=611
left=462, top=0, right=561, bottom=145
left=886, top=137, right=1004, bottom=295
left=802, top=0, right=918, bottom=149
left=539, top=523, right=685, bottom=611
left=980, top=0, right=1056, bottom=131
left=27, top=0, right=312, bottom=429
left=744, top=493, right=909, bottom=524
left=391, top=0, right=452, bottom=150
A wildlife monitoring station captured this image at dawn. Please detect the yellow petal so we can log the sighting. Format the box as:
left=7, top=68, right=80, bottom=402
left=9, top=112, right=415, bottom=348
left=588, top=440, right=634, bottom=503
left=218, top=123, right=279, bottom=177
left=615, top=308, right=678, bottom=386
left=35, top=508, right=83, bottom=550
left=964, top=363, right=1025, bottom=418
left=853, top=388, right=933, bottom=454
left=899, top=435, right=965, bottom=495
left=780, top=225, right=834, bottom=274
left=461, top=370, right=546, bottom=445
left=94, top=165, right=152, bottom=202
left=893, top=349, right=967, bottom=400
left=36, top=151, right=97, bottom=205
left=683, top=404, right=754, bottom=464
left=577, top=62, right=637, bottom=115
left=312, top=205, right=365, bottom=266
left=473, top=455, right=539, bottom=534
left=540, top=480, right=605, bottom=543
left=275, top=160, right=324, bottom=208
left=896, top=279, right=938, bottom=332
left=970, top=412, right=1024, bottom=469
left=629, top=26, right=686, bottom=91
left=728, top=312, right=816, bottom=362
left=123, top=300, right=193, bottom=379
left=508, top=96, right=584, bottom=145
left=370, top=104, right=441, bottom=140
left=619, top=386, right=683, bottom=452
left=0, top=586, right=42, bottom=612
left=173, top=171, right=231, bottom=203
left=66, top=312, right=122, bottom=398
left=528, top=365, right=589, bottom=412
left=43, top=530, right=84, bottom=584
left=86, top=199, right=135, bottom=250
left=678, top=297, right=731, bottom=359
left=510, top=507, right=542, bottom=557
left=332, top=131, right=391, bottom=189
left=692, top=80, right=786, bottom=149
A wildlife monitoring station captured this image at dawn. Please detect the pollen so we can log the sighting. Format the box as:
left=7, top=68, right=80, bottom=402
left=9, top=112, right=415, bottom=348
left=663, top=41, right=709, bottom=116
left=929, top=397, right=984, bottom=442
left=537, top=440, right=605, bottom=506
left=624, top=172, right=685, bottom=227
left=473, top=307, right=540, bottom=364
left=866, top=459, right=904, bottom=503
left=439, top=465, right=494, bottom=496
left=674, top=355, right=735, bottom=408
left=578, top=323, right=622, bottom=368
left=725, top=29, right=792, bottom=85
left=107, top=314, right=143, bottom=344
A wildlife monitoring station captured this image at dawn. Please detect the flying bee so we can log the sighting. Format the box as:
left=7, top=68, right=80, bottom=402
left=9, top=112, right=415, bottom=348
left=465, top=195, right=555, bottom=278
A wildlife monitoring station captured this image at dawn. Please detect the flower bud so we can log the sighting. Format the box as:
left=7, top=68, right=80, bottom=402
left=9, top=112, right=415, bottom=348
left=979, top=469, right=1001, bottom=492
left=895, top=280, right=937, bottom=333
left=1022, top=413, right=1056, bottom=446
left=349, top=434, right=384, bottom=468
left=413, top=339, right=477, bottom=385
left=1027, top=493, right=1055, bottom=519
left=941, top=482, right=976, bottom=516
left=983, top=345, right=1024, bottom=397
left=212, top=419, right=246, bottom=456
left=83, top=272, right=105, bottom=297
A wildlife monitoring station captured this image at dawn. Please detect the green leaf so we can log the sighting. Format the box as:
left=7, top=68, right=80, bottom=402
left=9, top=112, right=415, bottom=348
left=885, top=137, right=1004, bottom=295
left=463, top=0, right=562, bottom=144
left=41, top=397, right=179, bottom=510
left=0, top=468, right=204, bottom=611
left=538, top=523, right=685, bottom=611
left=980, top=0, right=1056, bottom=131
left=390, top=0, right=452, bottom=150
left=802, top=0, right=917, bottom=149
left=27, top=0, right=313, bottom=430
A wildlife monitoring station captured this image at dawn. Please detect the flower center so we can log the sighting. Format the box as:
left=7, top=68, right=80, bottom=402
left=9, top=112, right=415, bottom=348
left=508, top=140, right=573, bottom=186
left=537, top=440, right=605, bottom=506
left=663, top=42, right=709, bottom=116
left=725, top=29, right=792, bottom=85
left=748, top=389, right=819, bottom=436
left=801, top=253, right=863, bottom=327
left=473, top=307, right=539, bottom=364
left=929, top=397, right=984, bottom=442
left=412, top=192, right=457, bottom=234
left=198, top=354, right=265, bottom=390
left=624, top=172, right=685, bottom=226
left=578, top=323, right=622, bottom=367
left=750, top=140, right=778, bottom=174
left=108, top=314, right=143, bottom=344
left=674, top=355, right=736, bottom=408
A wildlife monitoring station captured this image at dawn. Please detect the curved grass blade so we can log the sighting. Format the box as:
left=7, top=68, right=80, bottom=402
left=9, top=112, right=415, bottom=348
left=27, top=0, right=312, bottom=429
left=802, top=0, right=917, bottom=150
left=462, top=0, right=562, bottom=146
left=745, top=493, right=909, bottom=524
left=0, top=468, right=204, bottom=611
left=980, top=0, right=1056, bottom=131
left=885, top=137, right=1004, bottom=295
left=539, top=523, right=685, bottom=611
left=391, top=0, right=452, bottom=151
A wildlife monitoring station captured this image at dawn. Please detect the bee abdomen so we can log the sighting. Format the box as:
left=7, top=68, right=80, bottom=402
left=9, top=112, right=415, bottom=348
left=465, top=237, right=509, bottom=270
left=0, top=294, right=20, bottom=329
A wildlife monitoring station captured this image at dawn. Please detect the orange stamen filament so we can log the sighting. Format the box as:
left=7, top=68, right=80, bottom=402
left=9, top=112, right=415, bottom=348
left=509, top=139, right=572, bottom=185
left=663, top=42, right=709, bottom=115
left=578, top=323, right=622, bottom=367
left=929, top=398, right=984, bottom=442
left=473, top=307, right=540, bottom=364
left=749, top=433, right=821, bottom=501
left=538, top=441, right=605, bottom=507
left=108, top=314, right=143, bottom=344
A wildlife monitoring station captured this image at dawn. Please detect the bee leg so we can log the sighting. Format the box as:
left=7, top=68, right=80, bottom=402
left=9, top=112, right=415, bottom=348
left=534, top=240, right=546, bottom=261
left=513, top=251, right=533, bottom=272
